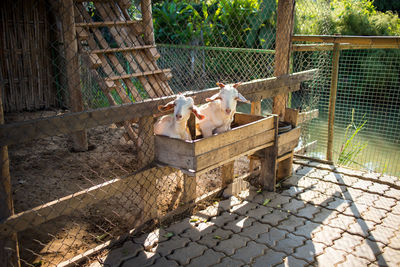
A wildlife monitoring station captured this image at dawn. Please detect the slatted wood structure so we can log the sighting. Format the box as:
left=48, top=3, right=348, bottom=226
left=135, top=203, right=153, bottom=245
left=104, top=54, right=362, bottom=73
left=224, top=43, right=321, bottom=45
left=72, top=0, right=174, bottom=140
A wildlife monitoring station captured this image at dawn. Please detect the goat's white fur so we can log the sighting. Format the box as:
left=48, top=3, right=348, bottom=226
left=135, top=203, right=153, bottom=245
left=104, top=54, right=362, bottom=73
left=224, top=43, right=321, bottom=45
left=196, top=82, right=249, bottom=138
left=154, top=94, right=204, bottom=140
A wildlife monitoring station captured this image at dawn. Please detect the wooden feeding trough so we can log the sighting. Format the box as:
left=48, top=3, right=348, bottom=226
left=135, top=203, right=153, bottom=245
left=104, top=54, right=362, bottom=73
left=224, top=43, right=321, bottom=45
left=155, top=113, right=277, bottom=175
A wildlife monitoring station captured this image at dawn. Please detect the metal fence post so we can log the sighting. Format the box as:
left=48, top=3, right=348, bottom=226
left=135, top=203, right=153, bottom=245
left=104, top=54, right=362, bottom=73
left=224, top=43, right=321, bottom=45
left=326, top=43, right=341, bottom=161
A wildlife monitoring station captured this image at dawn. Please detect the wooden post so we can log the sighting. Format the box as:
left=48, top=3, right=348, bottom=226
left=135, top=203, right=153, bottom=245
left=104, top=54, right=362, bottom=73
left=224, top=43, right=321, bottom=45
left=249, top=101, right=262, bottom=172
left=61, top=0, right=88, bottom=152
left=326, top=43, right=340, bottom=161
left=0, top=88, right=20, bottom=267
left=140, top=0, right=159, bottom=59
left=221, top=162, right=234, bottom=187
left=137, top=116, right=157, bottom=220
left=260, top=116, right=279, bottom=191
left=272, top=0, right=295, bottom=119
left=273, top=0, right=295, bottom=180
left=182, top=174, right=196, bottom=204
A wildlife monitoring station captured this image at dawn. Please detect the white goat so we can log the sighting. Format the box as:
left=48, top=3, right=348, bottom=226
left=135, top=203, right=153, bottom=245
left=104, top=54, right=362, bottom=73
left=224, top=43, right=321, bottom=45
left=154, top=94, right=205, bottom=141
left=196, top=82, right=249, bottom=138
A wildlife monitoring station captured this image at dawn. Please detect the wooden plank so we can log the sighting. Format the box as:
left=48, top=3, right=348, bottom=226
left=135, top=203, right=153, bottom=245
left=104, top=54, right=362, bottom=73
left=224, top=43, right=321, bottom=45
left=196, top=129, right=275, bottom=171
left=272, top=0, right=295, bottom=120
left=260, top=116, right=279, bottom=191
left=327, top=43, right=340, bottom=161
left=76, top=26, right=89, bottom=40
left=61, top=0, right=88, bottom=151
left=194, top=114, right=274, bottom=155
left=91, top=45, right=156, bottom=54
left=75, top=20, right=142, bottom=28
left=138, top=116, right=155, bottom=168
left=293, top=43, right=400, bottom=52
left=0, top=84, right=20, bottom=266
left=0, top=69, right=317, bottom=147
left=297, top=109, right=319, bottom=124
left=277, top=127, right=301, bottom=156
left=284, top=108, right=299, bottom=126
left=182, top=174, right=196, bottom=204
left=0, top=167, right=172, bottom=237
left=249, top=101, right=262, bottom=172
left=89, top=53, right=102, bottom=69
left=221, top=162, right=235, bottom=186
left=292, top=35, right=400, bottom=46
left=105, top=69, right=172, bottom=81
left=277, top=152, right=294, bottom=181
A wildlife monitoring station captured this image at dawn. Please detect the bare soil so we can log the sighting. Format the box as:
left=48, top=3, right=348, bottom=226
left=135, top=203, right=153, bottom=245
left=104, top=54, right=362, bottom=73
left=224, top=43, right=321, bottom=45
left=6, top=110, right=250, bottom=266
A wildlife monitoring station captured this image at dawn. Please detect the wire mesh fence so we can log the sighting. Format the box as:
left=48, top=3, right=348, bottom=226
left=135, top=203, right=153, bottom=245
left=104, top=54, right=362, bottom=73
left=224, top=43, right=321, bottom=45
left=1, top=0, right=400, bottom=266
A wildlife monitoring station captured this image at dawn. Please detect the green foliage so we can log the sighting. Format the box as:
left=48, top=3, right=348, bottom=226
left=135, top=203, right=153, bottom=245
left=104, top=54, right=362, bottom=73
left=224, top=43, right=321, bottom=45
left=338, top=109, right=368, bottom=166
left=295, top=0, right=400, bottom=35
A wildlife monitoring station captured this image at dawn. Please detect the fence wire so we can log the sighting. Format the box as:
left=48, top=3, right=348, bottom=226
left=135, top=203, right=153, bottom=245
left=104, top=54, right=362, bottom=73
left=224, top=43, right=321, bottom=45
left=1, top=0, right=400, bottom=266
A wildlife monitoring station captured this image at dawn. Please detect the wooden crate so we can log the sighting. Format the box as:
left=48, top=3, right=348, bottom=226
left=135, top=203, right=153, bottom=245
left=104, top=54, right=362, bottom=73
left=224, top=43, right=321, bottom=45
left=277, top=126, right=301, bottom=157
left=155, top=113, right=275, bottom=175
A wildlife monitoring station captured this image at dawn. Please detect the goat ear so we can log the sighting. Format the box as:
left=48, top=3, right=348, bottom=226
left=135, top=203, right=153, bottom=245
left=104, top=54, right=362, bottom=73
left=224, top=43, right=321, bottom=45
left=233, top=82, right=242, bottom=88
left=206, top=93, right=222, bottom=102
left=236, top=93, right=250, bottom=103
left=216, top=82, right=225, bottom=88
left=192, top=107, right=205, bottom=120
left=158, top=102, right=175, bottom=112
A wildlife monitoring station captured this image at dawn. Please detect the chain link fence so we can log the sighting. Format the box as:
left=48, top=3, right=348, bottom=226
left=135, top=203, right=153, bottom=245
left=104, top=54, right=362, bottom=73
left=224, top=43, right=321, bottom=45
left=1, top=0, right=399, bottom=266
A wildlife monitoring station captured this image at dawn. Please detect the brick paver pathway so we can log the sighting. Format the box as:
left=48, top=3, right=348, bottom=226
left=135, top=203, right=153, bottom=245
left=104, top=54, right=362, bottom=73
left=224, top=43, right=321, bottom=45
left=90, top=159, right=400, bottom=266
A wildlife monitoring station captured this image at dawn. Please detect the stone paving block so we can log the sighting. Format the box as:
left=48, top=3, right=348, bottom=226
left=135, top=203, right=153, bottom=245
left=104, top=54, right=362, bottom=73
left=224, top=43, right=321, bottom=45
left=373, top=196, right=396, bottom=212
left=347, top=218, right=376, bottom=238
left=217, top=196, right=242, bottom=212
left=381, top=212, right=400, bottom=230
left=195, top=205, right=219, bottom=220
left=377, top=174, right=399, bottom=186
left=338, top=175, right=359, bottom=187
left=274, top=233, right=306, bottom=254
left=224, top=216, right=255, bottom=233
left=150, top=257, right=179, bottom=267
left=230, top=201, right=258, bottom=216
left=362, top=206, right=388, bottom=224
left=197, top=228, right=233, bottom=247
left=367, top=183, right=389, bottom=195
left=239, top=221, right=271, bottom=240
left=250, top=191, right=280, bottom=205
left=344, top=187, right=364, bottom=200
left=296, top=204, right=321, bottom=220
left=342, top=202, right=369, bottom=218
left=325, top=198, right=351, bottom=213
left=214, top=234, right=250, bottom=256
left=231, top=240, right=267, bottom=263
left=352, top=239, right=385, bottom=262
left=312, top=225, right=344, bottom=246
left=293, top=220, right=322, bottom=239
left=267, top=195, right=291, bottom=207
left=282, top=198, right=306, bottom=213
left=293, top=240, right=325, bottom=263
left=153, top=236, right=191, bottom=257
left=352, top=179, right=373, bottom=191
left=280, top=185, right=305, bottom=197
left=180, top=222, right=217, bottom=242
left=213, top=256, right=244, bottom=267
left=332, top=232, right=364, bottom=252
left=383, top=188, right=400, bottom=200
left=167, top=242, right=208, bottom=265
left=276, top=256, right=308, bottom=267
left=121, top=251, right=160, bottom=267
left=246, top=205, right=273, bottom=220
left=356, top=192, right=380, bottom=207
left=260, top=209, right=289, bottom=226
left=336, top=253, right=371, bottom=267
left=312, top=207, right=339, bottom=224
left=368, top=224, right=397, bottom=245
left=210, top=211, right=238, bottom=227
left=188, top=249, right=225, bottom=266
left=377, top=246, right=400, bottom=267
left=252, top=249, right=286, bottom=267
left=388, top=229, right=400, bottom=250
left=296, top=190, right=323, bottom=204
left=256, top=227, right=287, bottom=247
left=315, top=246, right=346, bottom=266
left=165, top=219, right=193, bottom=235
left=295, top=166, right=315, bottom=176
left=328, top=213, right=356, bottom=231
left=392, top=202, right=400, bottom=215
left=276, top=214, right=306, bottom=232
left=102, top=241, right=143, bottom=267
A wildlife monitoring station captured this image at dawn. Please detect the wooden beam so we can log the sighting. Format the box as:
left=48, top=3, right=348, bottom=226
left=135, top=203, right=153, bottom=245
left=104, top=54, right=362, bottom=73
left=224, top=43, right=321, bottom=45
left=0, top=69, right=317, bottom=147
left=105, top=69, right=172, bottom=81
left=292, top=35, right=400, bottom=46
left=297, top=109, right=319, bottom=124
left=91, top=45, right=156, bottom=54
left=0, top=84, right=20, bottom=266
left=272, top=0, right=295, bottom=120
left=327, top=43, right=340, bottom=161
left=249, top=101, right=262, bottom=172
left=260, top=116, right=279, bottom=191
left=293, top=43, right=400, bottom=52
left=0, top=167, right=172, bottom=237
left=75, top=20, right=142, bottom=28
left=61, top=0, right=88, bottom=151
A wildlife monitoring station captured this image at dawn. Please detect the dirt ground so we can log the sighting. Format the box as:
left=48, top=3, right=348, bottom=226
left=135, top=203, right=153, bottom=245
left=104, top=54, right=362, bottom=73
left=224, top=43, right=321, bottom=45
left=6, top=110, right=251, bottom=266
